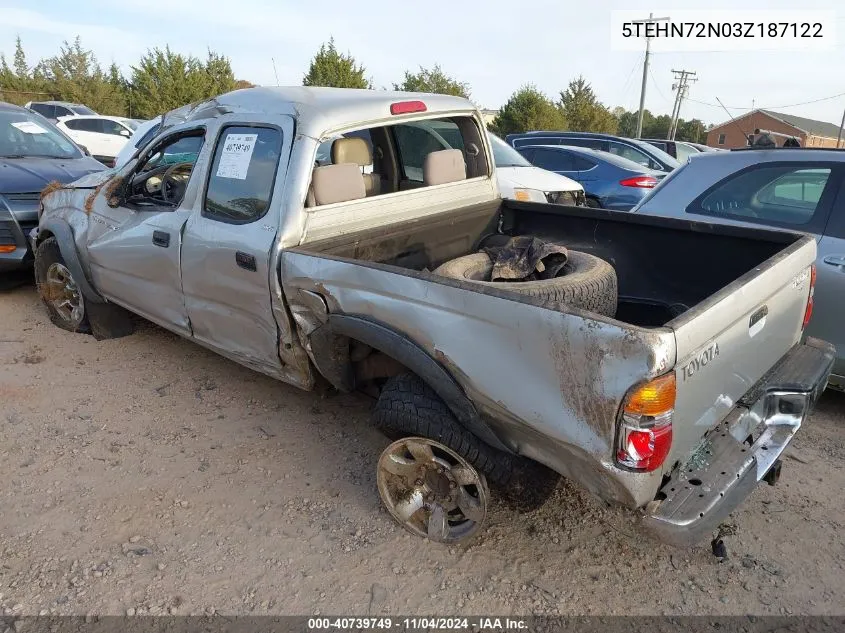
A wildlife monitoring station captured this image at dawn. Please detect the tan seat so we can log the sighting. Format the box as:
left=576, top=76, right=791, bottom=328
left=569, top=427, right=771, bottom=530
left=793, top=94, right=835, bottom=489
left=309, top=163, right=366, bottom=206
left=332, top=137, right=381, bottom=196
left=423, top=149, right=466, bottom=186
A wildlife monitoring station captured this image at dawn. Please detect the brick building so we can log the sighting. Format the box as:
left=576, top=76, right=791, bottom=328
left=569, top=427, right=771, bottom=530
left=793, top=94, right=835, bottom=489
left=706, top=109, right=843, bottom=149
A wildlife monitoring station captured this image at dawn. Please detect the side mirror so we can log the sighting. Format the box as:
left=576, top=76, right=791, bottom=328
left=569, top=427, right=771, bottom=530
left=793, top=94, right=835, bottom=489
left=120, top=129, right=131, bottom=138
left=79, top=145, right=91, bottom=156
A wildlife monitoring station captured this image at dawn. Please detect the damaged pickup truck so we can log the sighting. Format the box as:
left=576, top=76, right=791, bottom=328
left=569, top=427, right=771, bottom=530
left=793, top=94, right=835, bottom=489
left=34, top=87, right=834, bottom=548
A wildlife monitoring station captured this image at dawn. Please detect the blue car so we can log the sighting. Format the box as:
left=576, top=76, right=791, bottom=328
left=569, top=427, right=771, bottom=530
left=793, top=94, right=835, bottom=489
left=515, top=144, right=666, bottom=210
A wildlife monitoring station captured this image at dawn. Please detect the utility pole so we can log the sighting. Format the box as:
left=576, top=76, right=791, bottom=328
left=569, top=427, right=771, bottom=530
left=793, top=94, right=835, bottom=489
left=668, top=70, right=697, bottom=140
left=837, top=108, right=845, bottom=148
left=632, top=13, right=670, bottom=138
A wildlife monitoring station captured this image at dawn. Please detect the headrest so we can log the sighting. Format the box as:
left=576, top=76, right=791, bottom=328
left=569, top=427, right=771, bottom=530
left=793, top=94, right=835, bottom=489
left=423, top=149, right=466, bottom=186
left=331, top=137, right=372, bottom=166
left=310, top=163, right=366, bottom=206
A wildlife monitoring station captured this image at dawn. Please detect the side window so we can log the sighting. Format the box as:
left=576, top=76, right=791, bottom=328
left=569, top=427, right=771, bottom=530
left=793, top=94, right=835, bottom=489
left=675, top=143, right=696, bottom=162
left=63, top=119, right=82, bottom=131
left=690, top=164, right=834, bottom=227
left=717, top=133, right=726, bottom=145
left=649, top=141, right=668, bottom=152
left=101, top=119, right=127, bottom=136
left=608, top=142, right=651, bottom=167
left=75, top=119, right=100, bottom=133
left=393, top=120, right=464, bottom=182
left=532, top=149, right=572, bottom=171
left=204, top=126, right=282, bottom=224
left=572, top=155, right=597, bottom=171
left=517, top=148, right=535, bottom=162
left=128, top=131, right=205, bottom=208
left=55, top=106, right=73, bottom=118
left=563, top=138, right=608, bottom=151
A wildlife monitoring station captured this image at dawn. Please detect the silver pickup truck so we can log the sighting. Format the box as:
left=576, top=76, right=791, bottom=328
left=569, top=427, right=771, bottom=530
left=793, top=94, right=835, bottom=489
left=34, top=87, right=834, bottom=548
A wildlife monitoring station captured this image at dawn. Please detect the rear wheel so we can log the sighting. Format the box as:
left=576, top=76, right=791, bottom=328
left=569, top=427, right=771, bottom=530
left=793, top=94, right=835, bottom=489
left=377, top=437, right=489, bottom=543
left=34, top=237, right=90, bottom=334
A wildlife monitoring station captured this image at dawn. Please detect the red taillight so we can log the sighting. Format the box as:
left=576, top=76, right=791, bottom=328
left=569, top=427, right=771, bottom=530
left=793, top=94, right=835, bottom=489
left=390, top=100, right=427, bottom=115
left=802, top=264, right=817, bottom=330
left=619, top=175, right=658, bottom=188
left=616, top=373, right=675, bottom=472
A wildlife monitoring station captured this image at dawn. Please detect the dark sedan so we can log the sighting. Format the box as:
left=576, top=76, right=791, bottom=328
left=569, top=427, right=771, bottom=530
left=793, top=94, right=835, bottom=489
left=1, top=102, right=104, bottom=273
left=516, top=144, right=665, bottom=210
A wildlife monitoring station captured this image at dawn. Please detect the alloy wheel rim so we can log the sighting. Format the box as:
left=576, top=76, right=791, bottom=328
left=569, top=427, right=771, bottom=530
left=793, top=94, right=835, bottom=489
left=44, top=262, right=84, bottom=327
left=376, top=437, right=488, bottom=543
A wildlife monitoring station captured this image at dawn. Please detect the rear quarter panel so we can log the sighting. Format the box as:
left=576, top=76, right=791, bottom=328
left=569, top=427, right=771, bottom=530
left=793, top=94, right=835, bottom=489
left=282, top=251, right=676, bottom=507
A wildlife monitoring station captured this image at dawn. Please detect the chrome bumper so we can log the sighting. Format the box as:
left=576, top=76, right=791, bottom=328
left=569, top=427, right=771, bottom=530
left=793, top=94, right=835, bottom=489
left=644, top=337, right=835, bottom=548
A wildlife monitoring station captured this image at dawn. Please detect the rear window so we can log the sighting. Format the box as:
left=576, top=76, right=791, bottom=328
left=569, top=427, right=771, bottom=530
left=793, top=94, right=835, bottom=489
left=393, top=120, right=465, bottom=182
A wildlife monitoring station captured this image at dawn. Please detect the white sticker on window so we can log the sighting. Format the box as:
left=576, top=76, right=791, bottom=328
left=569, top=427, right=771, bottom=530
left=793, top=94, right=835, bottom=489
left=12, top=121, right=48, bottom=134
left=216, top=133, right=258, bottom=180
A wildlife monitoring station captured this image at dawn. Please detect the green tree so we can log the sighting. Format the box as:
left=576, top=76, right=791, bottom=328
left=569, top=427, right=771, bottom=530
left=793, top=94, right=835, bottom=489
left=490, top=85, right=566, bottom=137
left=303, top=38, right=371, bottom=89
left=13, top=36, right=28, bottom=78
left=558, top=76, right=617, bottom=133
left=393, top=64, right=469, bottom=98
left=130, top=46, right=235, bottom=118
left=37, top=37, right=127, bottom=115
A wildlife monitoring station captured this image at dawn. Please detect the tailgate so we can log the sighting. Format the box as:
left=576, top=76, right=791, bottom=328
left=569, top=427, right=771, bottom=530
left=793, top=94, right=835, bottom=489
left=666, top=234, right=817, bottom=466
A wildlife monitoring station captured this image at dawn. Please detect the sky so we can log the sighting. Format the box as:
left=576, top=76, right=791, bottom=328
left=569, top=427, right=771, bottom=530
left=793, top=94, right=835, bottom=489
left=1, top=0, right=844, bottom=128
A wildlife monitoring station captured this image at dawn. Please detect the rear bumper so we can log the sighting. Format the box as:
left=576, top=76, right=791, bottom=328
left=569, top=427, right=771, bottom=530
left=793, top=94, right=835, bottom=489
left=643, top=337, right=835, bottom=548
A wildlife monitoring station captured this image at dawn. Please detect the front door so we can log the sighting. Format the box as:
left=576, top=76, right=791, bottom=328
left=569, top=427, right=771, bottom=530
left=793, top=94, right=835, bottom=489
left=180, top=117, right=293, bottom=377
left=86, top=127, right=207, bottom=335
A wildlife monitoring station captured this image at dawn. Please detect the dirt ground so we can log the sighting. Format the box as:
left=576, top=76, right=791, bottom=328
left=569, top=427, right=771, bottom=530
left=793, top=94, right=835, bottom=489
left=2, top=281, right=845, bottom=618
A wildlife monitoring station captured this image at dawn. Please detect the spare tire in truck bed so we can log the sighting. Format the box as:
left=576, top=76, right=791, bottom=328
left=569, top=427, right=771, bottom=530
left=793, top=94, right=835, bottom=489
left=433, top=250, right=617, bottom=317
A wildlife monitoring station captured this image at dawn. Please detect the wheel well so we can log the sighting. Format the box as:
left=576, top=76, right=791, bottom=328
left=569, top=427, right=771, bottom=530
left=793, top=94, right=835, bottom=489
left=35, top=229, right=54, bottom=246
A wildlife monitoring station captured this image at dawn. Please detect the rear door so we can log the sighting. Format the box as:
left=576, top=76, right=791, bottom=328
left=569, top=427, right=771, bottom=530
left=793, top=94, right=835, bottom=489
left=180, top=115, right=293, bottom=377
left=99, top=119, right=132, bottom=159
left=814, top=177, right=845, bottom=376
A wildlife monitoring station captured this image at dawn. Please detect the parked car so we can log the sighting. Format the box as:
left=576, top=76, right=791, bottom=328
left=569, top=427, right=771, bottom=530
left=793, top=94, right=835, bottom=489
left=0, top=102, right=104, bottom=273
left=55, top=115, right=140, bottom=167
left=24, top=100, right=97, bottom=122
left=516, top=144, right=665, bottom=210
left=506, top=131, right=680, bottom=172
left=488, top=133, right=584, bottom=205
left=632, top=147, right=845, bottom=390
left=641, top=138, right=701, bottom=162
left=34, top=87, right=833, bottom=549
left=686, top=141, right=725, bottom=153
left=114, top=117, right=162, bottom=169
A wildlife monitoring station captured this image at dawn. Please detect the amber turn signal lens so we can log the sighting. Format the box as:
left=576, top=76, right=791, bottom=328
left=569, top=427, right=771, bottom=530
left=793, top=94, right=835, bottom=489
left=624, top=373, right=676, bottom=416
left=0, top=245, right=17, bottom=253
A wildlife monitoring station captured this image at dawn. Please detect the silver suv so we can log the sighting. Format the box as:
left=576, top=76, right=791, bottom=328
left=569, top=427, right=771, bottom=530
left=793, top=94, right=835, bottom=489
left=633, top=147, right=845, bottom=389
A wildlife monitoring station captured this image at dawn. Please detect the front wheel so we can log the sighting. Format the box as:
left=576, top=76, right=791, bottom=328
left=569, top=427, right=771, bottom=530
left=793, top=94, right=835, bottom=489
left=35, top=237, right=91, bottom=334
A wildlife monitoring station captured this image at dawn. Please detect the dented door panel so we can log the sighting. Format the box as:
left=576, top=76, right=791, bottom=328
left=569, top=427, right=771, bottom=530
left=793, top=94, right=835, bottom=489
left=282, top=251, right=677, bottom=508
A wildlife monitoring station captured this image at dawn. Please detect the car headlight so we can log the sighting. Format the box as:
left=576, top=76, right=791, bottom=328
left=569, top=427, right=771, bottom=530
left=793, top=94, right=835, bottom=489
left=512, top=188, right=547, bottom=203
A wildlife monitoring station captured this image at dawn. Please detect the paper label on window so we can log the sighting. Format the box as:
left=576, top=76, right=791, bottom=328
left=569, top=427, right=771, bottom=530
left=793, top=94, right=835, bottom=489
left=12, top=121, right=48, bottom=134
left=216, top=133, right=258, bottom=179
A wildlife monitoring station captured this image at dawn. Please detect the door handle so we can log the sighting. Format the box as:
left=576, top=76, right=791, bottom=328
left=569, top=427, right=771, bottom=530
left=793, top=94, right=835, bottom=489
left=823, top=255, right=845, bottom=268
left=235, top=251, right=257, bottom=272
left=152, top=231, right=170, bottom=248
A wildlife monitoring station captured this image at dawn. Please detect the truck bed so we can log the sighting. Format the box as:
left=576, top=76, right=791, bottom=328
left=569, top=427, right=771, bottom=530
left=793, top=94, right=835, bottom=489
left=282, top=200, right=816, bottom=508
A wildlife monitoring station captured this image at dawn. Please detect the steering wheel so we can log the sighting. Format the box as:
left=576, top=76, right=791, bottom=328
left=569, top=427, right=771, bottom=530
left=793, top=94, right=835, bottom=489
left=160, top=162, right=194, bottom=204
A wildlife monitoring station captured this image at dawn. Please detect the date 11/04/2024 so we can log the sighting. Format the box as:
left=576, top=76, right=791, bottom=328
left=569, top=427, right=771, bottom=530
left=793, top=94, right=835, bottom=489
left=307, top=617, right=528, bottom=631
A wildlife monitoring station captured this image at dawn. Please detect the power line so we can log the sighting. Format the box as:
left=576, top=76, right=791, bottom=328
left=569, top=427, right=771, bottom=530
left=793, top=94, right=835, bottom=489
left=648, top=67, right=671, bottom=104
left=687, top=91, right=845, bottom=111
left=620, top=52, right=644, bottom=108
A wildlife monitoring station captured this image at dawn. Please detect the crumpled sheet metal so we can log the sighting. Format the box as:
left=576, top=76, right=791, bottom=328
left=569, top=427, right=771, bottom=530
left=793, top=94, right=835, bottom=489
left=482, top=235, right=569, bottom=282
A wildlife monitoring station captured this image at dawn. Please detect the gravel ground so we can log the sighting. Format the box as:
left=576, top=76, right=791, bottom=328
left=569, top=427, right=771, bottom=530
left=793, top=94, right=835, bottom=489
left=2, top=281, right=845, bottom=617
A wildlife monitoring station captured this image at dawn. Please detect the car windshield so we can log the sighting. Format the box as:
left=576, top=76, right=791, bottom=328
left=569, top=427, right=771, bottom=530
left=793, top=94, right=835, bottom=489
left=0, top=110, right=82, bottom=159
left=489, top=133, right=531, bottom=167
left=629, top=138, right=679, bottom=168
left=71, top=105, right=97, bottom=115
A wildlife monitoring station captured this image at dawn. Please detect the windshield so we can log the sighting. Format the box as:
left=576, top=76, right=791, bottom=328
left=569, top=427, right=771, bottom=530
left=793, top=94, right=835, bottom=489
left=71, top=105, right=97, bottom=116
left=488, top=133, right=531, bottom=167
left=0, top=110, right=82, bottom=159
left=629, top=138, right=679, bottom=169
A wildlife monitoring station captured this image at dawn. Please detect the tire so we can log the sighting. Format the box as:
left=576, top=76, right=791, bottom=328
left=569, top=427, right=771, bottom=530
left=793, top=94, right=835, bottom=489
left=34, top=237, right=91, bottom=334
left=373, top=373, right=560, bottom=511
left=433, top=250, right=617, bottom=317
